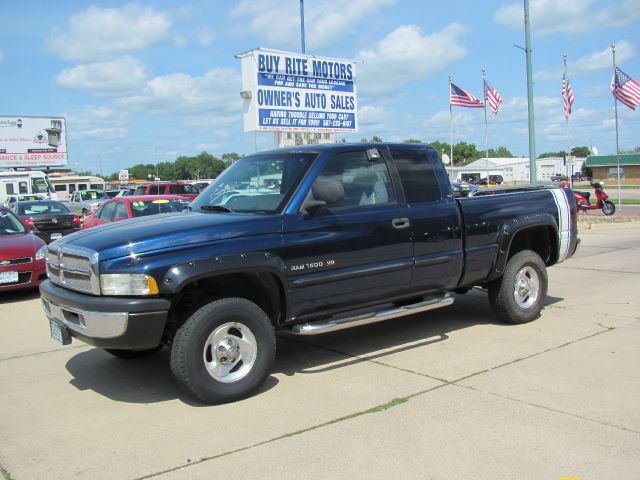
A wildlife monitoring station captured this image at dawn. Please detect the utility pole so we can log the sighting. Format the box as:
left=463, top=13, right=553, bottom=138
left=300, top=0, right=306, bottom=53
left=524, top=0, right=537, bottom=183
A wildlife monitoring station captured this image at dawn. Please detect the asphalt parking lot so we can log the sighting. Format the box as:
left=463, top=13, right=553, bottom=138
left=1, top=219, right=639, bottom=480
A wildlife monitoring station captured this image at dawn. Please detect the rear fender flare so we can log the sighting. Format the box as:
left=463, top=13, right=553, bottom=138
left=488, top=214, right=558, bottom=282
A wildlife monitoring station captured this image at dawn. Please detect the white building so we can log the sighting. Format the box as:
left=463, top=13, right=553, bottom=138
left=449, top=157, right=585, bottom=183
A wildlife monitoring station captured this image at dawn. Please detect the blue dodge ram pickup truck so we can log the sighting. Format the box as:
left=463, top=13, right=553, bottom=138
left=40, top=143, right=578, bottom=403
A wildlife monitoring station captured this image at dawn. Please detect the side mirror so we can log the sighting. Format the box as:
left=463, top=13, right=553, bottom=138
left=300, top=178, right=345, bottom=215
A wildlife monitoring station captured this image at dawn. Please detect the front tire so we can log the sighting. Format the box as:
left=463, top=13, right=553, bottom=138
left=170, top=298, right=276, bottom=404
left=602, top=200, right=615, bottom=216
left=488, top=250, right=548, bottom=324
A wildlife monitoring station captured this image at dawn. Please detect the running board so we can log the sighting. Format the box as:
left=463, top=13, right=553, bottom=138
left=287, top=294, right=454, bottom=335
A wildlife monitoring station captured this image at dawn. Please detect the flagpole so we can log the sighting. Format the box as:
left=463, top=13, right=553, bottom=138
left=612, top=44, right=622, bottom=212
left=449, top=75, right=454, bottom=180
left=482, top=69, right=489, bottom=164
left=563, top=53, right=572, bottom=188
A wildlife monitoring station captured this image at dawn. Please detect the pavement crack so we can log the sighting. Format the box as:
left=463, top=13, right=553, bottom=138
left=0, top=345, right=87, bottom=363
left=136, top=383, right=449, bottom=480
left=456, top=383, right=640, bottom=436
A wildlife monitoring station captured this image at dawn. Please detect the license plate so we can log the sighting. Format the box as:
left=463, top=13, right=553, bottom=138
left=0, top=271, right=19, bottom=285
left=49, top=319, right=71, bottom=345
left=50, top=232, right=63, bottom=240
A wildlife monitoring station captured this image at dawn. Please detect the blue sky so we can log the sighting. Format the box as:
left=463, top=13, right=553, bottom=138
left=1, top=0, right=639, bottom=175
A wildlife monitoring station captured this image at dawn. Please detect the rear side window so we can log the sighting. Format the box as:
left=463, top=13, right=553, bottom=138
left=149, top=185, right=162, bottom=195
left=390, top=149, right=441, bottom=203
left=134, top=186, right=146, bottom=195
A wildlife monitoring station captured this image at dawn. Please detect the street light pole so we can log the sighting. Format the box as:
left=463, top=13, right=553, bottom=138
left=300, top=0, right=306, bottom=54
left=524, top=0, right=537, bottom=184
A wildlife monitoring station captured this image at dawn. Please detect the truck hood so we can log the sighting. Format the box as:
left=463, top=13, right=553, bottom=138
left=53, top=212, right=282, bottom=261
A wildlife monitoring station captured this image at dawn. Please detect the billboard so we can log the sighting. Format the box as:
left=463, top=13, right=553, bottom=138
left=0, top=116, right=68, bottom=167
left=238, top=49, right=358, bottom=133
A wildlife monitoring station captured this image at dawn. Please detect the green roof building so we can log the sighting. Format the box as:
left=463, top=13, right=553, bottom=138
left=585, top=154, right=640, bottom=185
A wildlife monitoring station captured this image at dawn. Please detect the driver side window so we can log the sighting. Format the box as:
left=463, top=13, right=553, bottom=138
left=314, top=150, right=395, bottom=208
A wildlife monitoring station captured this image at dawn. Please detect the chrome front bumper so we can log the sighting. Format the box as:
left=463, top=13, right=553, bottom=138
left=42, top=297, right=128, bottom=338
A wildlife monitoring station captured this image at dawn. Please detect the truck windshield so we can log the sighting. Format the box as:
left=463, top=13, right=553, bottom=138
left=192, top=153, right=316, bottom=213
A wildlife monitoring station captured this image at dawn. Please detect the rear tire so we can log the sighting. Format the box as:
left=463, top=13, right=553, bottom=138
left=170, top=298, right=276, bottom=404
left=602, top=200, right=615, bottom=216
left=488, top=250, right=548, bottom=324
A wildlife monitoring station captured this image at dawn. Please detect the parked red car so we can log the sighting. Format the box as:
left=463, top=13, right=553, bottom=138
left=133, top=182, right=200, bottom=201
left=82, top=195, right=186, bottom=229
left=0, top=206, right=47, bottom=292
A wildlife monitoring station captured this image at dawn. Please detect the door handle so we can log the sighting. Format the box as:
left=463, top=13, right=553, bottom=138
left=392, top=217, right=410, bottom=229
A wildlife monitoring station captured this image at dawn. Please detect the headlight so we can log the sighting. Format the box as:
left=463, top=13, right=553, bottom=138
left=100, top=273, right=159, bottom=296
left=35, top=245, right=48, bottom=261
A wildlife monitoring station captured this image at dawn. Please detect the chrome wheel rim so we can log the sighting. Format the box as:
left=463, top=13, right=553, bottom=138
left=203, top=322, right=257, bottom=383
left=513, top=266, right=540, bottom=309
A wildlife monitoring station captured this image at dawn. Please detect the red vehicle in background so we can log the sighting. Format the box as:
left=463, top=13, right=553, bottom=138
left=0, top=206, right=47, bottom=292
left=82, top=195, right=187, bottom=229
left=133, top=182, right=200, bottom=201
left=562, top=181, right=616, bottom=216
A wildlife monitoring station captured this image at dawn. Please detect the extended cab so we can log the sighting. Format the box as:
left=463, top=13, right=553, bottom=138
left=40, top=144, right=578, bottom=403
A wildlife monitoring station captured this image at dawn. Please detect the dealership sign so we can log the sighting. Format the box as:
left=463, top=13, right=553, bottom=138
left=238, top=48, right=358, bottom=133
left=0, top=116, right=68, bottom=167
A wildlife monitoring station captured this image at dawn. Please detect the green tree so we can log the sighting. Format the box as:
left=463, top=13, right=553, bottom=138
left=571, top=146, right=590, bottom=157
left=221, top=152, right=241, bottom=164
left=404, top=139, right=423, bottom=144
left=538, top=151, right=567, bottom=159
left=487, top=147, right=513, bottom=158
left=453, top=142, right=479, bottom=164
left=371, top=135, right=383, bottom=142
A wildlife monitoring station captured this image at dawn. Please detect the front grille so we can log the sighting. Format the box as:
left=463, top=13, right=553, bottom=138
left=46, top=246, right=99, bottom=294
left=1, top=257, right=32, bottom=266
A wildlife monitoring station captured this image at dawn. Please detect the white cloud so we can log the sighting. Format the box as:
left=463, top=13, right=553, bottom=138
left=64, top=106, right=129, bottom=128
left=196, top=27, right=214, bottom=47
left=357, top=24, right=467, bottom=95
left=116, top=67, right=241, bottom=116
left=47, top=3, right=172, bottom=61
left=71, top=127, right=128, bottom=140
left=535, top=40, right=634, bottom=81
left=229, top=0, right=395, bottom=49
left=495, top=0, right=640, bottom=36
left=57, top=56, right=147, bottom=96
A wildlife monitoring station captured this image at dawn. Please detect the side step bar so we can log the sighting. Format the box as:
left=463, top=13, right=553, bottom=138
left=287, top=293, right=454, bottom=335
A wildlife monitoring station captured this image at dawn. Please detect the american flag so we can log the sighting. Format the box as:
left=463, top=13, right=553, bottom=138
left=450, top=83, right=484, bottom=108
left=611, top=67, right=640, bottom=110
left=484, top=80, right=503, bottom=115
left=562, top=74, right=575, bottom=119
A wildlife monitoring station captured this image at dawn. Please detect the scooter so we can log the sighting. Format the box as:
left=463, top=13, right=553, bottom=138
left=571, top=181, right=616, bottom=216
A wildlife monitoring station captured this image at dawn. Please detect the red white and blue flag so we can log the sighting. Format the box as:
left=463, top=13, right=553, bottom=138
left=484, top=80, right=503, bottom=115
left=562, top=74, right=575, bottom=119
left=611, top=67, right=640, bottom=110
left=450, top=83, right=484, bottom=108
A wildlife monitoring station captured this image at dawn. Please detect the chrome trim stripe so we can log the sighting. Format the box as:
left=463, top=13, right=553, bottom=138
left=291, top=259, right=412, bottom=287
left=414, top=255, right=452, bottom=268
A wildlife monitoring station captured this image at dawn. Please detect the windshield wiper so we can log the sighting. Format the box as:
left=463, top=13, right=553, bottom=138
left=200, top=205, right=233, bottom=213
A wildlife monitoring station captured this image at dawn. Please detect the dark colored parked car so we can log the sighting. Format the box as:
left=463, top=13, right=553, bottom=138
left=0, top=206, right=47, bottom=292
left=9, top=200, right=81, bottom=243
left=82, top=195, right=186, bottom=229
left=134, top=183, right=200, bottom=201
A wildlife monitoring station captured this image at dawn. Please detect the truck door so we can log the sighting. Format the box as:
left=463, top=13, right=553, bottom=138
left=388, top=148, right=463, bottom=292
left=282, top=148, right=413, bottom=319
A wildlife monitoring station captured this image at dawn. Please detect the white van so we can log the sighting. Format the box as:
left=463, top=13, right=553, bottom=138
left=0, top=171, right=58, bottom=205
left=47, top=175, right=106, bottom=201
